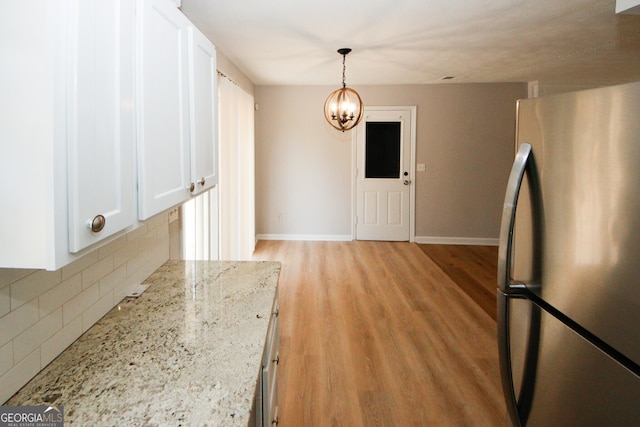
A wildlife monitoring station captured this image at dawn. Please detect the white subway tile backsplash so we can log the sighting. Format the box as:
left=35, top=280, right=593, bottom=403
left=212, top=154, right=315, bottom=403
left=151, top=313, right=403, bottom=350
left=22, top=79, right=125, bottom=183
left=0, top=342, right=13, bottom=377
left=0, top=301, right=39, bottom=348
left=126, top=222, right=148, bottom=242
left=13, top=308, right=63, bottom=363
left=137, top=247, right=170, bottom=286
left=11, top=270, right=61, bottom=310
left=99, top=265, right=126, bottom=298
left=0, top=269, right=34, bottom=288
left=146, top=212, right=168, bottom=229
left=0, top=349, right=40, bottom=404
left=114, top=274, right=140, bottom=304
left=38, top=273, right=82, bottom=318
left=0, top=214, right=170, bottom=404
left=0, top=284, right=10, bottom=318
left=113, top=240, right=139, bottom=268
left=82, top=293, right=114, bottom=333
left=40, top=316, right=82, bottom=369
left=81, top=255, right=114, bottom=289
left=61, top=250, right=99, bottom=282
left=156, top=222, right=170, bottom=239
left=62, top=283, right=100, bottom=326
left=98, top=234, right=127, bottom=260
left=137, top=232, right=158, bottom=253
left=126, top=251, right=149, bottom=278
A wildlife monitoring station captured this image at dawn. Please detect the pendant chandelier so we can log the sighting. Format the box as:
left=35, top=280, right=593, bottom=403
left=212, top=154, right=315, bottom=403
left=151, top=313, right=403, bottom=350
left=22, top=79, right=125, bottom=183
left=324, top=48, right=364, bottom=132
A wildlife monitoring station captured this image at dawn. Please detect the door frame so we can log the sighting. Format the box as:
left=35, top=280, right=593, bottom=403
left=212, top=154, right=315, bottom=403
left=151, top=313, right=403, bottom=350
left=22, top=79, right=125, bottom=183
left=351, top=106, right=417, bottom=242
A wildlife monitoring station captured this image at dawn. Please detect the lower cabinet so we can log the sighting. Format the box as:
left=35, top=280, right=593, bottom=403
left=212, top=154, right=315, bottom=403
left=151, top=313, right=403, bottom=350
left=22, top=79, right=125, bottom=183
left=257, top=292, right=279, bottom=426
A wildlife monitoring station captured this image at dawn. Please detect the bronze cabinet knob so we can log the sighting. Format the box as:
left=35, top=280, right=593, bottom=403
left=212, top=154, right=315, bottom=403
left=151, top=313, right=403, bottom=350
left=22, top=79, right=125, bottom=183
left=89, top=215, right=106, bottom=233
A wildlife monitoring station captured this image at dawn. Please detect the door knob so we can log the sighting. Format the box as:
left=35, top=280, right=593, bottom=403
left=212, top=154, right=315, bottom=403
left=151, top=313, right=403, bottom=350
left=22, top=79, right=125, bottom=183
left=199, top=177, right=205, bottom=186
left=403, top=180, right=411, bottom=185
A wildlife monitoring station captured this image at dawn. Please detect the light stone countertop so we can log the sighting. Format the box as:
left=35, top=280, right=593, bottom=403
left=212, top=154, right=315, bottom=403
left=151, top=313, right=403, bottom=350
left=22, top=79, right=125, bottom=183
left=6, top=260, right=280, bottom=426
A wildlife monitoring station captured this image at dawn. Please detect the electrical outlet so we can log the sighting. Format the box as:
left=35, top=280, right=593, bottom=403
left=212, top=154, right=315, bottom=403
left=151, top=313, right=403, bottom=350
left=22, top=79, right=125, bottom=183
left=168, top=207, right=179, bottom=223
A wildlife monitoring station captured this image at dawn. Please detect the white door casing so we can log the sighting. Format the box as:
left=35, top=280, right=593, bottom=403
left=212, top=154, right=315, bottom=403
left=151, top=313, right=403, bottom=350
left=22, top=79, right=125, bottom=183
left=354, top=107, right=416, bottom=241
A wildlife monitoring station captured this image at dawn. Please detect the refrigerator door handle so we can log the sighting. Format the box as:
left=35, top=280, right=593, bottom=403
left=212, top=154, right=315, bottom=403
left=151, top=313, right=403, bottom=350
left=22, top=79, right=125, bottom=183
left=498, top=292, right=522, bottom=427
left=497, top=142, right=532, bottom=427
left=498, top=142, right=531, bottom=295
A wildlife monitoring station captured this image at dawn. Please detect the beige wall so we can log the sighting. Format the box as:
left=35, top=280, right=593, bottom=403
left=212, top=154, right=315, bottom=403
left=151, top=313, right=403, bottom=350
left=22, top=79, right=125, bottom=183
left=255, top=86, right=353, bottom=239
left=255, top=83, right=527, bottom=243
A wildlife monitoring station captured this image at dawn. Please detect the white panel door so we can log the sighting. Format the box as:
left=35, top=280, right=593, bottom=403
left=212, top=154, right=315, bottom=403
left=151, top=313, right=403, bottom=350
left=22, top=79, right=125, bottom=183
left=67, top=0, right=135, bottom=252
left=187, top=26, right=218, bottom=195
left=137, top=0, right=191, bottom=220
left=356, top=108, right=414, bottom=241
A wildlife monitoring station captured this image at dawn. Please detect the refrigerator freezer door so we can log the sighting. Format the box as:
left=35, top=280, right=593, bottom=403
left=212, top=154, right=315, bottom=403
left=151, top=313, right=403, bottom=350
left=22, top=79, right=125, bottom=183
left=514, top=82, right=640, bottom=365
left=505, top=295, right=640, bottom=426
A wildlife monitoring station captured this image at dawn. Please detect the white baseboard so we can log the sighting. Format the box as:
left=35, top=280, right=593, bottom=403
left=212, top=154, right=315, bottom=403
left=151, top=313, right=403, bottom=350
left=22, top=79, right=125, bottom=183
left=257, top=234, right=498, bottom=245
left=256, top=234, right=353, bottom=242
left=414, top=236, right=499, bottom=246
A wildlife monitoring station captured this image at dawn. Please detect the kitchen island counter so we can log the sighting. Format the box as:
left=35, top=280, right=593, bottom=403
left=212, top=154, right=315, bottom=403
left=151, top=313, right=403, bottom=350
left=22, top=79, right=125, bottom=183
left=6, top=260, right=280, bottom=426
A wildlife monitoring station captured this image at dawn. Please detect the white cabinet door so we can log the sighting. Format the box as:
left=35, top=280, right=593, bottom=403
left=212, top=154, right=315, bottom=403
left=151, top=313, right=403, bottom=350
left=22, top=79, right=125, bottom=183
left=137, top=0, right=191, bottom=220
left=67, top=0, right=135, bottom=252
left=0, top=0, right=137, bottom=269
left=188, top=27, right=218, bottom=195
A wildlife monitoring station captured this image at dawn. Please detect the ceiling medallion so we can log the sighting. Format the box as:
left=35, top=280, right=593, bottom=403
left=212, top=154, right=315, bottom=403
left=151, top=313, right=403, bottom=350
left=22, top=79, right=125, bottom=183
left=323, top=48, right=364, bottom=132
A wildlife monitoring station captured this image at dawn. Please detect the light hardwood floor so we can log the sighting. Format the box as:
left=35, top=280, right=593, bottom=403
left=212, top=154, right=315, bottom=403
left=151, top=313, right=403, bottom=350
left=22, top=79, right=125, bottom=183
left=252, top=240, right=506, bottom=427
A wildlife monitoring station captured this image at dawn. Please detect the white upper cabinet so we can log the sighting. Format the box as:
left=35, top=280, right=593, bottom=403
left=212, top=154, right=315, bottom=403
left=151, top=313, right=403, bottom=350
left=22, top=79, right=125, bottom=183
left=137, top=0, right=219, bottom=218
left=188, top=27, right=219, bottom=195
left=0, top=0, right=136, bottom=270
left=0, top=0, right=217, bottom=269
left=136, top=0, right=191, bottom=220
left=67, top=0, right=136, bottom=253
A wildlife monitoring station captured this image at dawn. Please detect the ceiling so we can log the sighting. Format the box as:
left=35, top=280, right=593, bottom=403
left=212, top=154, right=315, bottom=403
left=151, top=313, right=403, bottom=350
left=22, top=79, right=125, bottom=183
left=181, top=0, right=640, bottom=87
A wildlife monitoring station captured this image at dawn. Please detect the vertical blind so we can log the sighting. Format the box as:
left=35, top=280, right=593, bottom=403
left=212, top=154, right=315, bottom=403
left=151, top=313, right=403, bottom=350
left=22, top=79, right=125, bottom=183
left=218, top=75, right=256, bottom=260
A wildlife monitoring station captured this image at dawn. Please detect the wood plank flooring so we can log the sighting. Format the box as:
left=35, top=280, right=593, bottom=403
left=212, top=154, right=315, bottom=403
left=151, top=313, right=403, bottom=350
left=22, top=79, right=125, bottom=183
left=418, top=244, right=498, bottom=320
left=252, top=241, right=506, bottom=427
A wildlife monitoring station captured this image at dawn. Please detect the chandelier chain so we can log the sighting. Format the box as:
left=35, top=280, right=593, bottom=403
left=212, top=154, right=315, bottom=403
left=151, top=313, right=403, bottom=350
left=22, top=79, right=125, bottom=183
left=342, top=53, right=346, bottom=88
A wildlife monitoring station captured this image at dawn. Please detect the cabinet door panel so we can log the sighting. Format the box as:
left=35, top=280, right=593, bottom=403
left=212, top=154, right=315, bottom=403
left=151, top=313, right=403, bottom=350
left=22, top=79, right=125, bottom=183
left=67, top=0, right=135, bottom=252
left=261, top=295, right=279, bottom=426
left=188, top=27, right=218, bottom=195
left=137, top=0, right=190, bottom=220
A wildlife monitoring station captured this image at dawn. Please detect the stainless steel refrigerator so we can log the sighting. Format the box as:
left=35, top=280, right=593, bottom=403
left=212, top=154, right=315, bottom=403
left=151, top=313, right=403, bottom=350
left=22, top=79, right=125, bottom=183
left=497, top=82, right=640, bottom=426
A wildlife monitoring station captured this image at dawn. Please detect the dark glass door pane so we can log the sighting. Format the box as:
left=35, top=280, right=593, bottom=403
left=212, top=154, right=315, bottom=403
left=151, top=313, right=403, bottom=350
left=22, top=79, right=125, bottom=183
left=365, top=122, right=401, bottom=178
